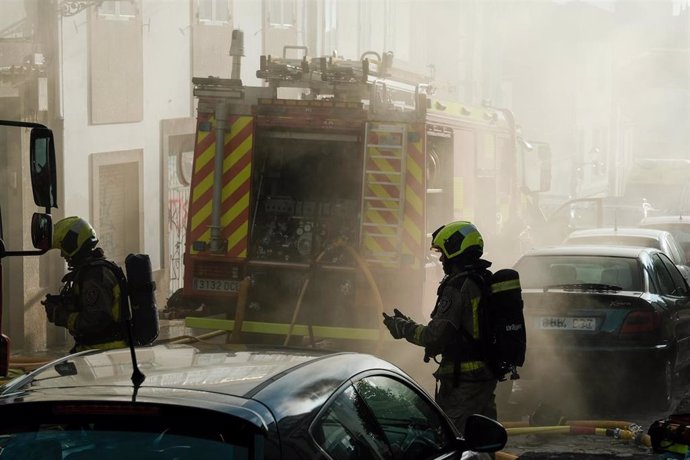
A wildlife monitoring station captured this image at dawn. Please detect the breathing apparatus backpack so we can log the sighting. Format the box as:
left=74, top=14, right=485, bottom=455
left=92, top=254, right=160, bottom=346
left=469, top=268, right=526, bottom=381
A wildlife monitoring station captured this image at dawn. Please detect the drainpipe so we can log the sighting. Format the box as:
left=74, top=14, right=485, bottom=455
left=209, top=101, right=226, bottom=252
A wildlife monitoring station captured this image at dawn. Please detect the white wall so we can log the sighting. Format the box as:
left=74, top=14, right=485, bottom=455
left=59, top=1, right=193, bottom=269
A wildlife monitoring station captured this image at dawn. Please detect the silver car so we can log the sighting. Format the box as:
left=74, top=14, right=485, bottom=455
left=563, top=227, right=690, bottom=282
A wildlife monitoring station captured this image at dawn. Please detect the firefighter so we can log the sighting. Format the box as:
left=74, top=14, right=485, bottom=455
left=42, top=216, right=127, bottom=353
left=382, top=220, right=498, bottom=434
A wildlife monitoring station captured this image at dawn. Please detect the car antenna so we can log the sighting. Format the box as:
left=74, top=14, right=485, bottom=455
left=124, top=296, right=145, bottom=391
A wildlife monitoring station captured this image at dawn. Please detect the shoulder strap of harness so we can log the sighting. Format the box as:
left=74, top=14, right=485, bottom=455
left=82, top=259, right=130, bottom=317
left=456, top=270, right=489, bottom=360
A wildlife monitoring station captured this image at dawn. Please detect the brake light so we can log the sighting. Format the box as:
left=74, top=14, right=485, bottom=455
left=620, top=310, right=661, bottom=334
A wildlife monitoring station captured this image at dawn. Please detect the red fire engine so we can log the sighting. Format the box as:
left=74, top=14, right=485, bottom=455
left=173, top=31, right=545, bottom=343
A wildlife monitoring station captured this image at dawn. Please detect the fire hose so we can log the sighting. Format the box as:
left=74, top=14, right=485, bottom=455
left=283, top=240, right=386, bottom=348
left=494, top=419, right=653, bottom=459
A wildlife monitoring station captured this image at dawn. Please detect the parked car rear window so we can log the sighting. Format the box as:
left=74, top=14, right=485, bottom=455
left=0, top=429, right=240, bottom=460
left=515, top=255, right=643, bottom=291
left=0, top=402, right=266, bottom=460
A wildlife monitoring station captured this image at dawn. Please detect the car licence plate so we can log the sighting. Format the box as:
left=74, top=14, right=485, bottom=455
left=193, top=278, right=239, bottom=293
left=539, top=316, right=596, bottom=331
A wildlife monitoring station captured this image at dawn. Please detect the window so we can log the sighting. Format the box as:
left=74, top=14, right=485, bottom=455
left=661, top=235, right=685, bottom=265
left=198, top=0, right=230, bottom=24
left=312, top=385, right=391, bottom=459
left=0, top=404, right=263, bottom=459
left=353, top=376, right=455, bottom=456
left=515, top=255, right=643, bottom=291
left=650, top=254, right=678, bottom=295
left=657, top=254, right=689, bottom=297
left=90, top=150, right=143, bottom=265
left=312, top=376, right=455, bottom=460
left=268, top=0, right=295, bottom=27
left=98, top=0, right=137, bottom=19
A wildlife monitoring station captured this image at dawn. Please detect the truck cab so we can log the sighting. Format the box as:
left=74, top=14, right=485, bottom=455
left=0, top=121, right=57, bottom=375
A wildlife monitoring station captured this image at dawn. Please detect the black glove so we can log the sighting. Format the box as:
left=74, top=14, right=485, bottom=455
left=393, top=308, right=411, bottom=321
left=382, top=310, right=417, bottom=340
left=42, top=295, right=70, bottom=327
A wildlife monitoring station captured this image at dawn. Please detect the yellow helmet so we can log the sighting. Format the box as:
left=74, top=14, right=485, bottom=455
left=52, top=216, right=98, bottom=258
left=431, top=221, right=483, bottom=260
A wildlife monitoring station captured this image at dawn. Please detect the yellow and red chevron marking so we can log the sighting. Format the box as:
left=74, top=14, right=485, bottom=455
left=402, top=125, right=425, bottom=266
left=362, top=126, right=405, bottom=262
left=187, top=115, right=253, bottom=258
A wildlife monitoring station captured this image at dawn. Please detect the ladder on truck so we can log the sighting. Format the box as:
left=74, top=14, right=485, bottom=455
left=360, top=123, right=407, bottom=266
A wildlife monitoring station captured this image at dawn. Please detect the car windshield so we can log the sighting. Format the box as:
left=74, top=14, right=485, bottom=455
left=515, top=255, right=643, bottom=291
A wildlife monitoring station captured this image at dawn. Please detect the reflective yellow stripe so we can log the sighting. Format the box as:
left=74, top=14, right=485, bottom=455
left=664, top=443, right=688, bottom=455
left=113, top=283, right=122, bottom=321
left=471, top=296, right=480, bottom=338
left=460, top=360, right=485, bottom=371
left=491, top=279, right=521, bottom=294
left=185, top=317, right=385, bottom=341
left=412, top=324, right=424, bottom=345
left=437, top=361, right=486, bottom=375
left=67, top=312, right=78, bottom=332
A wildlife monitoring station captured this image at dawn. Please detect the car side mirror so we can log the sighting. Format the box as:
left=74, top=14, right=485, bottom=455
left=31, top=213, right=52, bottom=251
left=462, top=414, right=507, bottom=452
left=29, top=127, right=57, bottom=210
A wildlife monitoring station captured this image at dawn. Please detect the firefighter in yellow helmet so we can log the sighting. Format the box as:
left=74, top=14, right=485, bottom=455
left=42, top=216, right=127, bottom=353
left=382, top=221, right=497, bottom=435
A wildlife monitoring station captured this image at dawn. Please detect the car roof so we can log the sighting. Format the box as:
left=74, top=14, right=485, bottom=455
left=1, top=343, right=404, bottom=423
left=566, top=227, right=671, bottom=240
left=640, top=215, right=690, bottom=225
left=520, top=244, right=659, bottom=258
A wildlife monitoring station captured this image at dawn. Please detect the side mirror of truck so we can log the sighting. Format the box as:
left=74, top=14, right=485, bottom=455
left=31, top=213, right=52, bottom=251
left=29, top=127, right=57, bottom=210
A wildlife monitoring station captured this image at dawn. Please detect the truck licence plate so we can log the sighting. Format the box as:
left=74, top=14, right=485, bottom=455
left=539, top=316, right=596, bottom=331
left=193, top=278, right=239, bottom=293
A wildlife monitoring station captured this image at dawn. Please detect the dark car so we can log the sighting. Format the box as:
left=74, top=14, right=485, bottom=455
left=513, top=245, right=690, bottom=410
left=0, top=343, right=506, bottom=459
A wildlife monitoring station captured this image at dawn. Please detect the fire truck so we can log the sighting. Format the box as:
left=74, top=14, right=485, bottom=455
left=173, top=31, right=544, bottom=342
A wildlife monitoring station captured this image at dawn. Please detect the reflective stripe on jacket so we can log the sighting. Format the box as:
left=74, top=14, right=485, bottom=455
left=406, top=269, right=489, bottom=378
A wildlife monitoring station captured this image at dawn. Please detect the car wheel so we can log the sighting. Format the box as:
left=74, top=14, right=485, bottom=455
left=650, top=357, right=674, bottom=411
